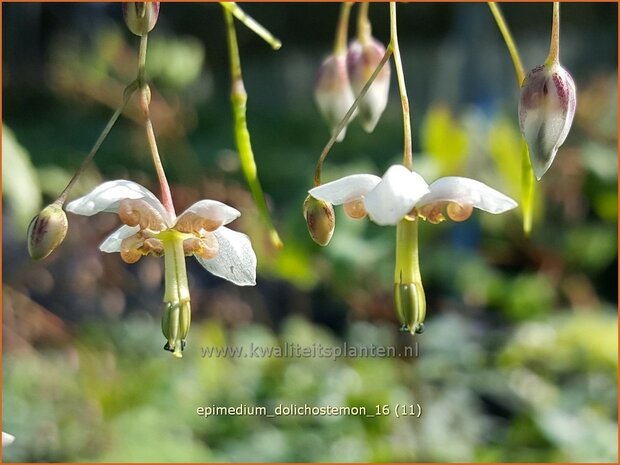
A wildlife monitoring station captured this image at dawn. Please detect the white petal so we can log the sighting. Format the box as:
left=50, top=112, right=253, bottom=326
left=99, top=225, right=141, bottom=253
left=175, top=200, right=240, bottom=228
left=417, top=177, right=518, bottom=214
left=195, top=226, right=257, bottom=286
left=364, top=165, right=430, bottom=226
left=309, top=174, right=381, bottom=205
left=66, top=180, right=172, bottom=225
left=2, top=432, right=15, bottom=447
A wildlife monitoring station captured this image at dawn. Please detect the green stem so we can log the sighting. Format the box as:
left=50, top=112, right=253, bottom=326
left=57, top=82, right=137, bottom=205
left=488, top=2, right=525, bottom=85
left=313, top=46, right=393, bottom=186
left=137, top=33, right=175, bottom=217
left=219, top=2, right=282, bottom=50
left=488, top=2, right=534, bottom=236
left=545, top=2, right=560, bottom=65
left=394, top=219, right=421, bottom=284
left=389, top=2, right=412, bottom=169
left=224, top=7, right=283, bottom=249
left=356, top=2, right=371, bottom=44
left=334, top=2, right=353, bottom=55
left=521, top=140, right=535, bottom=236
left=161, top=230, right=191, bottom=358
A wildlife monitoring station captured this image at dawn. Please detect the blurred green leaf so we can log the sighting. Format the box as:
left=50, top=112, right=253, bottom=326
left=2, top=125, right=42, bottom=233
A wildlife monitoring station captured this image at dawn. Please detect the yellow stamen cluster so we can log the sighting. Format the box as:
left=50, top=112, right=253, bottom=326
left=343, top=198, right=367, bottom=219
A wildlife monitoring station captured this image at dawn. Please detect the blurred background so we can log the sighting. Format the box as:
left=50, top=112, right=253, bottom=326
left=2, top=2, right=617, bottom=462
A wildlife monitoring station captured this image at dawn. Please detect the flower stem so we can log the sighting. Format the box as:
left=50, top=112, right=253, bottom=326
left=57, top=82, right=138, bottom=205
left=488, top=2, right=534, bottom=236
left=488, top=2, right=525, bottom=85
left=334, top=2, right=353, bottom=55
left=313, top=46, right=393, bottom=186
left=389, top=2, right=412, bottom=170
left=356, top=2, right=371, bottom=44
left=137, top=33, right=176, bottom=217
left=545, top=2, right=560, bottom=65
left=223, top=7, right=283, bottom=249
left=219, top=2, right=282, bottom=50
left=394, top=219, right=421, bottom=284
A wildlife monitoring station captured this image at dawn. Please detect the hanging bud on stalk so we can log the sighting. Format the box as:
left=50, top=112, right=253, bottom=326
left=303, top=195, right=335, bottom=246
left=519, top=63, right=576, bottom=180
left=27, top=202, right=68, bottom=260
left=518, top=2, right=576, bottom=180
left=315, top=53, right=357, bottom=142
left=347, top=37, right=391, bottom=133
left=123, top=2, right=160, bottom=36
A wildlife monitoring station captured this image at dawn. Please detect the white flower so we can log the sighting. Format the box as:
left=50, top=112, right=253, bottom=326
left=308, top=164, right=517, bottom=226
left=3, top=432, right=15, bottom=446
left=66, top=179, right=256, bottom=286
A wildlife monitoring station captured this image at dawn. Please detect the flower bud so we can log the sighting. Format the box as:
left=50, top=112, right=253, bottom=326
left=162, top=300, right=191, bottom=358
left=315, top=53, right=357, bottom=142
left=518, top=62, right=577, bottom=180
left=347, top=38, right=390, bottom=133
left=394, top=282, right=426, bottom=335
left=303, top=195, right=335, bottom=246
left=27, top=203, right=68, bottom=260
left=123, top=2, right=160, bottom=37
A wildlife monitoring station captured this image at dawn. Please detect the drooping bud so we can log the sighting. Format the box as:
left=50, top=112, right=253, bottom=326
left=346, top=38, right=391, bottom=133
left=394, top=282, right=426, bottom=335
left=314, top=53, right=357, bottom=142
left=303, top=195, right=335, bottom=246
left=518, top=62, right=577, bottom=180
left=123, top=2, right=160, bottom=37
left=27, top=202, right=68, bottom=260
left=162, top=300, right=191, bottom=358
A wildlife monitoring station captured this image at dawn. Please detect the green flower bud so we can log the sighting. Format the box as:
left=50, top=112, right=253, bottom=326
left=394, top=282, right=426, bottom=335
left=123, top=2, right=160, bottom=37
left=162, top=299, right=191, bottom=358
left=303, top=195, right=335, bottom=246
left=27, top=202, right=68, bottom=260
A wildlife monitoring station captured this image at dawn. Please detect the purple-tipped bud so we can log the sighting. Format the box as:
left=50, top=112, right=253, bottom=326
left=27, top=203, right=68, bottom=260
left=347, top=38, right=391, bottom=133
left=315, top=53, right=357, bottom=143
left=123, top=2, right=160, bottom=37
left=519, top=62, right=577, bottom=180
left=303, top=195, right=335, bottom=246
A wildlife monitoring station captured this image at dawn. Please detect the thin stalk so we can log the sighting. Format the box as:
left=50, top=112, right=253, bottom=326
left=356, top=2, right=371, bottom=44
left=334, top=2, right=353, bottom=55
left=219, top=2, right=281, bottom=50
left=488, top=2, right=525, bottom=85
left=390, top=2, right=412, bottom=169
left=223, top=7, right=283, bottom=249
left=138, top=33, right=175, bottom=217
left=57, top=82, right=137, bottom=204
left=313, top=46, right=393, bottom=186
left=488, top=2, right=535, bottom=236
left=545, top=2, right=560, bottom=65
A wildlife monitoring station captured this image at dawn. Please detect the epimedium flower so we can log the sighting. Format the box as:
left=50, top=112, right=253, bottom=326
left=519, top=62, right=577, bottom=180
left=308, top=164, right=517, bottom=335
left=308, top=164, right=518, bottom=226
left=66, top=180, right=257, bottom=357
